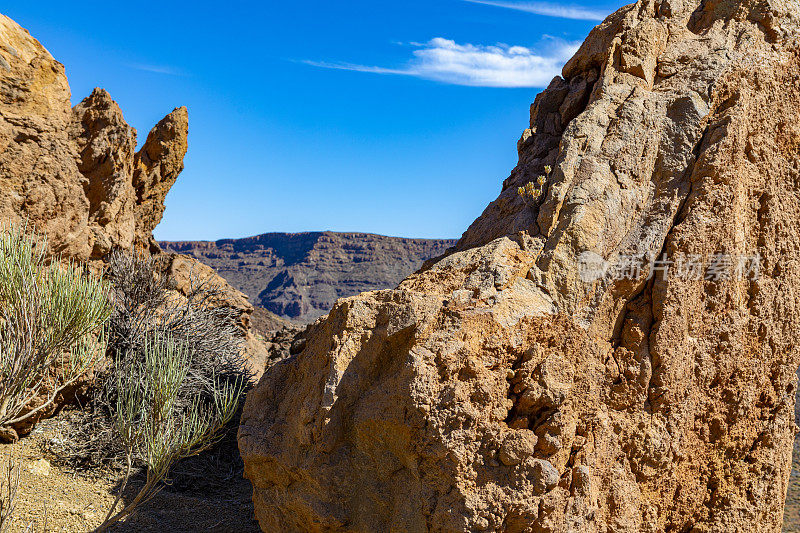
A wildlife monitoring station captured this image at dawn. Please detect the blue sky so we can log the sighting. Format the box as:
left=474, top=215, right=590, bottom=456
left=5, top=1, right=626, bottom=240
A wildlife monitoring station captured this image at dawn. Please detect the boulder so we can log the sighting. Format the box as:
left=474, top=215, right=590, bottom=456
left=239, top=0, right=800, bottom=531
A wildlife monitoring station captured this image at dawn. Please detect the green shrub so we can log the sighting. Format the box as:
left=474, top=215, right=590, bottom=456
left=38, top=249, right=250, bottom=526
left=0, top=224, right=110, bottom=433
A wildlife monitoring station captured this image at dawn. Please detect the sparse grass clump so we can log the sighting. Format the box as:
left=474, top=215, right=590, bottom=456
left=0, top=223, right=108, bottom=531
left=105, top=251, right=247, bottom=392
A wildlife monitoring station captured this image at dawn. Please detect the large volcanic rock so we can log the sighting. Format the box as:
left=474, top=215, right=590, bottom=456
left=239, top=0, right=800, bottom=531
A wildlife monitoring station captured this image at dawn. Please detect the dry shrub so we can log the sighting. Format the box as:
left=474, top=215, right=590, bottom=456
left=47, top=250, right=251, bottom=493
left=96, top=332, right=242, bottom=531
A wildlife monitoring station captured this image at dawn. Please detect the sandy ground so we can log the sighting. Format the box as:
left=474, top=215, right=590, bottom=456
left=785, top=435, right=800, bottom=532
left=0, top=415, right=261, bottom=533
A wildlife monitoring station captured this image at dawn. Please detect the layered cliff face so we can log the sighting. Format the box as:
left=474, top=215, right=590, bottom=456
left=239, top=1, right=800, bottom=531
left=162, top=232, right=457, bottom=323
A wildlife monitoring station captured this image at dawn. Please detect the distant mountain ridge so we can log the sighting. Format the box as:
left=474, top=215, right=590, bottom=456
left=161, top=231, right=456, bottom=323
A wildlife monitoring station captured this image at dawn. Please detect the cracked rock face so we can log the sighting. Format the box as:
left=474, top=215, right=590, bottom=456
left=239, top=0, right=800, bottom=530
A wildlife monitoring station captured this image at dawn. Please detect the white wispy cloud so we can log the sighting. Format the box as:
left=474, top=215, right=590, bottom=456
left=303, top=37, right=579, bottom=88
left=128, top=63, right=184, bottom=76
left=462, top=0, right=608, bottom=21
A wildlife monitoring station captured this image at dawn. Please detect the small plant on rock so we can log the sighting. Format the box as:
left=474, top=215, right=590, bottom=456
left=517, top=165, right=552, bottom=205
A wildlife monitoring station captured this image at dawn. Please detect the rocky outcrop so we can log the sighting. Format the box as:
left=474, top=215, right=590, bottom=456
left=162, top=232, right=456, bottom=323
left=133, top=107, right=188, bottom=253
left=0, top=14, right=87, bottom=258
left=239, top=1, right=800, bottom=531
left=0, top=14, right=188, bottom=259
left=0, top=14, right=244, bottom=300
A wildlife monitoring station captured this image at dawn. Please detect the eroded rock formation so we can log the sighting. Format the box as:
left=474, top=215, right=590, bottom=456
left=0, top=14, right=250, bottom=309
left=0, top=14, right=187, bottom=259
left=239, top=0, right=800, bottom=531
left=0, top=13, right=266, bottom=436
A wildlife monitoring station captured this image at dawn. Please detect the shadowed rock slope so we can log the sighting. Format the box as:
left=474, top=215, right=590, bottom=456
left=788, top=374, right=800, bottom=531
left=239, top=0, right=800, bottom=531
left=162, top=232, right=456, bottom=323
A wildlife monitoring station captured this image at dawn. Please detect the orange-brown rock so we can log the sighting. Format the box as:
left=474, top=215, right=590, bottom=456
left=134, top=107, right=189, bottom=253
left=0, top=15, right=188, bottom=260
left=239, top=1, right=800, bottom=531
left=0, top=14, right=87, bottom=257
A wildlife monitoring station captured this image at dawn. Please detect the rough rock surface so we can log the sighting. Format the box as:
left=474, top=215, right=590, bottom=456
left=162, top=232, right=456, bottom=323
left=0, top=14, right=188, bottom=259
left=239, top=1, right=800, bottom=531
